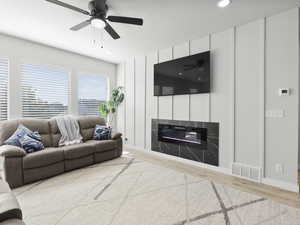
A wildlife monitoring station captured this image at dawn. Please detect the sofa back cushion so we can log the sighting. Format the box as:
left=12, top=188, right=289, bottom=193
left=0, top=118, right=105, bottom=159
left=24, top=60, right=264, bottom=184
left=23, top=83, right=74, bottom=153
left=0, top=116, right=105, bottom=147
left=77, top=116, right=106, bottom=142
left=0, top=119, right=52, bottom=147
left=4, top=124, right=43, bottom=148
left=0, top=120, right=20, bottom=146
left=18, top=119, right=52, bottom=147
left=48, top=119, right=61, bottom=147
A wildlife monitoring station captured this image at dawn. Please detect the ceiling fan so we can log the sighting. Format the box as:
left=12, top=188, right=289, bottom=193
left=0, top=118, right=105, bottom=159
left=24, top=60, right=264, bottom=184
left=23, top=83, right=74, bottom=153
left=45, top=0, right=144, bottom=40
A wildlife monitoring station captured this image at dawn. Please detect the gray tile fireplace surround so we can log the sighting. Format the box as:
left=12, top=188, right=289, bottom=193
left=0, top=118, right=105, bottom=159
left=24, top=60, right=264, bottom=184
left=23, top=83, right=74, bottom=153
left=152, top=119, right=219, bottom=166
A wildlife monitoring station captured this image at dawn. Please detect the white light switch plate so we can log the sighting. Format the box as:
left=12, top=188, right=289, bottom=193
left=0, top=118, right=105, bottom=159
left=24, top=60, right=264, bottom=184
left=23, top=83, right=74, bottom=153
left=265, top=109, right=285, bottom=118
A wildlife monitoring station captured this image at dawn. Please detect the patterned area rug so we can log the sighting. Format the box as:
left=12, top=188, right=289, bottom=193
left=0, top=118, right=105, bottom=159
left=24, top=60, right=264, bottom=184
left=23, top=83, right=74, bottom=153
left=14, top=155, right=300, bottom=225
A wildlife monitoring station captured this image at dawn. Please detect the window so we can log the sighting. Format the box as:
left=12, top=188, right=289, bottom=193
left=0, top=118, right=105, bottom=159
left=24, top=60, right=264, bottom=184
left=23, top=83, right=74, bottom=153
left=78, top=74, right=108, bottom=116
left=21, top=64, right=69, bottom=119
left=0, top=58, right=8, bottom=121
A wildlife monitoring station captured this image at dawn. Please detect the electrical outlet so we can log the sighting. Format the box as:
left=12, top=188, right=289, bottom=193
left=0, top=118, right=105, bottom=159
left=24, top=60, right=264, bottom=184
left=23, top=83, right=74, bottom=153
left=275, top=164, right=284, bottom=175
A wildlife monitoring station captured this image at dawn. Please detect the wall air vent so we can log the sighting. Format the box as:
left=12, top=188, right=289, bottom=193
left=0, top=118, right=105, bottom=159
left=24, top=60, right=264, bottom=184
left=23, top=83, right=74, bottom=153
left=232, top=163, right=262, bottom=182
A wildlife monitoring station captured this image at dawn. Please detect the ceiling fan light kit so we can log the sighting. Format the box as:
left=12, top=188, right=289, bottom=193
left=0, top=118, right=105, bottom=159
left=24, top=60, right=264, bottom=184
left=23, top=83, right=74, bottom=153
left=45, top=0, right=144, bottom=40
left=91, top=18, right=106, bottom=29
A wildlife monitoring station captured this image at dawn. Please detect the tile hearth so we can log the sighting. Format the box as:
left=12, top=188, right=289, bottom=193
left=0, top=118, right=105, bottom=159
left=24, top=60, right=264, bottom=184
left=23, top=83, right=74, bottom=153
left=14, top=155, right=300, bottom=225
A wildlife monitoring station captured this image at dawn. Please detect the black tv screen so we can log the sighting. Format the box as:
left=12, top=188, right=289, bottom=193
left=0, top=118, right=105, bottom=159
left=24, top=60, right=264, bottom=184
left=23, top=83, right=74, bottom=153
left=154, top=51, right=210, bottom=96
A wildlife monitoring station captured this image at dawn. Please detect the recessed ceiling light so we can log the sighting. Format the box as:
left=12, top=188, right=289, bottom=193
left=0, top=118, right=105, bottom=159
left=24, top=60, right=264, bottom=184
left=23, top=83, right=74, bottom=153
left=217, top=0, right=231, bottom=8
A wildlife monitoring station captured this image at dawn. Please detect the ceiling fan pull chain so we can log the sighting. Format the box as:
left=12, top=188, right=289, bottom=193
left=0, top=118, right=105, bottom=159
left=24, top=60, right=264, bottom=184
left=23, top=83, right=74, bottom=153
left=100, top=30, right=104, bottom=49
left=91, top=26, right=97, bottom=45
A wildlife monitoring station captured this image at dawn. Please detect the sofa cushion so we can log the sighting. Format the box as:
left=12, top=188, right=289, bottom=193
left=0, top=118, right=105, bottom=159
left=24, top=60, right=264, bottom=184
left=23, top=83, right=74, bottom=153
left=48, top=119, right=61, bottom=148
left=0, top=120, right=19, bottom=146
left=61, top=143, right=94, bottom=160
left=18, top=119, right=52, bottom=148
left=0, top=119, right=52, bottom=148
left=4, top=125, right=42, bottom=148
left=85, top=140, right=116, bottom=153
left=23, top=148, right=64, bottom=169
left=77, top=116, right=106, bottom=142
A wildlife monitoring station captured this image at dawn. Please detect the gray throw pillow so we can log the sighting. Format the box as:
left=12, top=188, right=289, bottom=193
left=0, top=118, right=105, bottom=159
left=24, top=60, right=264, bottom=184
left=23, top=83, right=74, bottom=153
left=93, top=125, right=112, bottom=140
left=19, top=134, right=45, bottom=153
left=4, top=124, right=42, bottom=147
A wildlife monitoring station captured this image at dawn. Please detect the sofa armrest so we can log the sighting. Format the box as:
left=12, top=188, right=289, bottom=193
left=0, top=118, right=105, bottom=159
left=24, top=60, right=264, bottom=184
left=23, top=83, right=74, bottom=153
left=0, top=146, right=26, bottom=158
left=112, top=133, right=122, bottom=140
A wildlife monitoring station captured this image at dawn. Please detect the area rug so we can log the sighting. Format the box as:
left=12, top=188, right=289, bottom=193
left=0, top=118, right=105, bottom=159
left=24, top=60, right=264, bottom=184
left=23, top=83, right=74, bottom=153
left=14, top=155, right=300, bottom=225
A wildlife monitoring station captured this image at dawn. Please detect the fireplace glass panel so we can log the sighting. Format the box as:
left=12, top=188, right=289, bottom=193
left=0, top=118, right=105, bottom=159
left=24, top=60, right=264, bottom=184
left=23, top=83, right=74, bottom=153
left=158, top=124, right=207, bottom=145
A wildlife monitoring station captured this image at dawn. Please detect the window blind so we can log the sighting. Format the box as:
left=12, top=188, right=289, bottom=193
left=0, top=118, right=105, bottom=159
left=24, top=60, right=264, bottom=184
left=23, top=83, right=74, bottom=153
left=78, top=74, right=108, bottom=116
left=0, top=58, right=8, bottom=121
left=21, top=64, right=69, bottom=119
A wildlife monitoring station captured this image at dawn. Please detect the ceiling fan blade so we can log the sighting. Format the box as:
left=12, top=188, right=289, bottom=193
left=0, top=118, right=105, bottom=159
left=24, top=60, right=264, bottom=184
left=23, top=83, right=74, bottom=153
left=70, top=19, right=92, bottom=31
left=45, top=0, right=90, bottom=15
left=105, top=23, right=120, bottom=40
left=107, top=16, right=143, bottom=26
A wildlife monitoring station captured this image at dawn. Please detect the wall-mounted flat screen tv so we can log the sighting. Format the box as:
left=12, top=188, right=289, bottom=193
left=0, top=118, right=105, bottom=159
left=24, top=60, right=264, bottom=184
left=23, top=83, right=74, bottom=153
left=154, top=51, right=210, bottom=96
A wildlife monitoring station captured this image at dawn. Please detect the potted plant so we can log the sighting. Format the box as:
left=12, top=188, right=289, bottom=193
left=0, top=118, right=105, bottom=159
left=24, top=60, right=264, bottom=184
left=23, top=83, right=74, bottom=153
left=99, top=86, right=125, bottom=128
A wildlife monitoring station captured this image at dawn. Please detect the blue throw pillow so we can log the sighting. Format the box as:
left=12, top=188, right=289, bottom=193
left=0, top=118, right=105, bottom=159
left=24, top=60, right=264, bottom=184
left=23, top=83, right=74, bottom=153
left=19, top=134, right=45, bottom=153
left=4, top=124, right=42, bottom=147
left=93, top=125, right=112, bottom=140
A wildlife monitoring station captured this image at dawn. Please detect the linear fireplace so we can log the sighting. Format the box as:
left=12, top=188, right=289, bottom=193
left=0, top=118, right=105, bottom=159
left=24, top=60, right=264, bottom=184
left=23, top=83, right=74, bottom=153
left=158, top=124, right=207, bottom=145
left=152, top=119, right=219, bottom=166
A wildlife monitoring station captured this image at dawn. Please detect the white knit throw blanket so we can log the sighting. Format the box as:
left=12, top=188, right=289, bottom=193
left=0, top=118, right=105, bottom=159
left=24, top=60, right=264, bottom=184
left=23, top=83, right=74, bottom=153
left=55, top=116, right=82, bottom=146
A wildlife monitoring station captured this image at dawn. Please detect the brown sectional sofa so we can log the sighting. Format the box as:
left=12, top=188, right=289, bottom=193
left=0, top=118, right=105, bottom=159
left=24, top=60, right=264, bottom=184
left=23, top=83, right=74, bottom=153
left=0, top=116, right=123, bottom=189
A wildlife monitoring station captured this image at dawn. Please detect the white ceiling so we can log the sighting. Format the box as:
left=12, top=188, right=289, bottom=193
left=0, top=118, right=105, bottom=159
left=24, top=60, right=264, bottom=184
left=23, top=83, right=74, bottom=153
left=0, top=0, right=299, bottom=64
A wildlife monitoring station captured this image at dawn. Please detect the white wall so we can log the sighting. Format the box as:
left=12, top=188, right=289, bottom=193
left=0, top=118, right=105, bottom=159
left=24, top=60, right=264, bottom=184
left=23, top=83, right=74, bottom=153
left=145, top=52, right=158, bottom=150
left=235, top=20, right=265, bottom=168
left=116, top=63, right=125, bottom=135
left=124, top=58, right=135, bottom=145
left=265, top=9, right=299, bottom=183
left=117, top=8, right=300, bottom=189
left=135, top=56, right=146, bottom=148
left=0, top=33, right=116, bottom=119
left=210, top=29, right=235, bottom=170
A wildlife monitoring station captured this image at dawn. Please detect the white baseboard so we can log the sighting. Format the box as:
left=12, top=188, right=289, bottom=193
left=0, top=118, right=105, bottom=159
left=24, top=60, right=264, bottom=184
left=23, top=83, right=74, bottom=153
left=125, top=144, right=232, bottom=175
left=125, top=144, right=299, bottom=193
left=261, top=178, right=299, bottom=193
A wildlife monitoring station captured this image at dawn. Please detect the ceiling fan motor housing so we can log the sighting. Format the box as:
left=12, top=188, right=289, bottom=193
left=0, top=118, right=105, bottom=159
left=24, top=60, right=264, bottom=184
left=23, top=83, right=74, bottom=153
left=89, top=0, right=108, bottom=19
